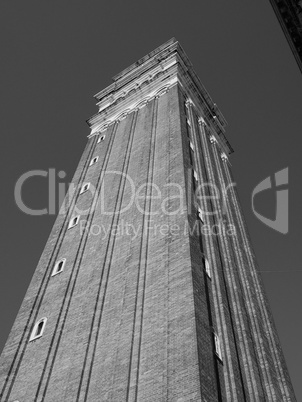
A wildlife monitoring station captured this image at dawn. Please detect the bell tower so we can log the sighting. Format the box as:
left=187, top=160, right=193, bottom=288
left=0, top=38, right=296, bottom=401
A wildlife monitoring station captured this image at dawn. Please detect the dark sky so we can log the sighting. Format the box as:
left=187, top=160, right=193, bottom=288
left=1, top=1, right=301, bottom=399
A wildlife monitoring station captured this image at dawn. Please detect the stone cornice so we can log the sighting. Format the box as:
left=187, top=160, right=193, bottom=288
left=87, top=58, right=179, bottom=134
left=93, top=38, right=179, bottom=102
left=87, top=38, right=233, bottom=155
left=111, top=38, right=179, bottom=90
left=175, top=56, right=233, bottom=154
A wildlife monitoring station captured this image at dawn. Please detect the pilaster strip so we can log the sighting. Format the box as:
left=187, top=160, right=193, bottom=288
left=186, top=103, right=225, bottom=401
left=35, top=122, right=119, bottom=401
left=210, top=139, right=262, bottom=400
left=126, top=97, right=159, bottom=402
left=78, top=111, right=139, bottom=401
left=198, top=119, right=252, bottom=401
left=1, top=135, right=98, bottom=401
left=201, top=132, right=258, bottom=399
left=222, top=159, right=293, bottom=401
left=212, top=145, right=274, bottom=401
left=194, top=116, right=237, bottom=402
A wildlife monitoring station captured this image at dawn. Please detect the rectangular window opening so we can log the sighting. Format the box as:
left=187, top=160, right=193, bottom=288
left=97, top=134, right=106, bottom=143
left=52, top=258, right=66, bottom=276
left=80, top=183, right=90, bottom=194
left=214, top=332, right=222, bottom=361
left=198, top=208, right=204, bottom=223
left=68, top=216, right=79, bottom=229
left=89, top=156, right=98, bottom=166
left=204, top=258, right=211, bottom=279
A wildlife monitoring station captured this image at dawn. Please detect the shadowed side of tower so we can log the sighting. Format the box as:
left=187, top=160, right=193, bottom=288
left=0, top=39, right=296, bottom=401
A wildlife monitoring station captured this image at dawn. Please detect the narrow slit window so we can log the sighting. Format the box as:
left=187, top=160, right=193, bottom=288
left=89, top=156, right=98, bottom=166
left=204, top=258, right=211, bottom=278
left=214, top=332, right=222, bottom=361
left=190, top=141, right=194, bottom=151
left=193, top=170, right=198, bottom=182
left=198, top=207, right=204, bottom=223
left=97, top=135, right=106, bottom=143
left=30, top=318, right=47, bottom=341
left=52, top=258, right=66, bottom=276
left=189, top=148, right=193, bottom=166
left=80, top=182, right=90, bottom=194
left=191, top=170, right=196, bottom=192
left=68, top=216, right=79, bottom=229
left=187, top=118, right=191, bottom=127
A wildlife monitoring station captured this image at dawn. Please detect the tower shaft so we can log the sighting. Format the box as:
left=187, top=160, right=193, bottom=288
left=0, top=39, right=296, bottom=402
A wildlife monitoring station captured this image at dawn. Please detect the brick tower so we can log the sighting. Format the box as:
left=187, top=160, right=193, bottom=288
left=0, top=39, right=296, bottom=401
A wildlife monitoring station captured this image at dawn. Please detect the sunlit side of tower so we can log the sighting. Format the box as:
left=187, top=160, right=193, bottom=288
left=0, top=38, right=296, bottom=401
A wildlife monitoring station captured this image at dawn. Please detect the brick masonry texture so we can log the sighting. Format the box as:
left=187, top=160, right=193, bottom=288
left=0, top=39, right=297, bottom=402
